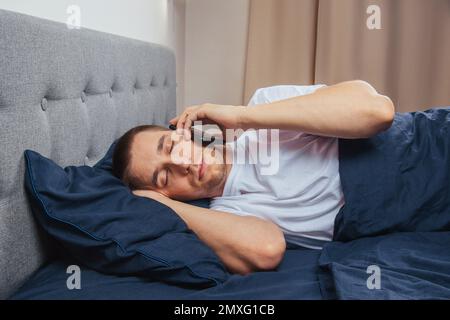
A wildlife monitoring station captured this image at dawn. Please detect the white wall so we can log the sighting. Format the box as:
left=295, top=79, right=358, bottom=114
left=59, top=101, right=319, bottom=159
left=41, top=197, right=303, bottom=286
left=0, top=0, right=172, bottom=45
left=172, top=0, right=186, bottom=113
left=184, top=0, right=250, bottom=107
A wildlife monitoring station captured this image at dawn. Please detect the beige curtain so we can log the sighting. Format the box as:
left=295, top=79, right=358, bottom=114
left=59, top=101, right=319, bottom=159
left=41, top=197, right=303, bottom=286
left=244, top=0, right=450, bottom=112
left=243, top=0, right=319, bottom=103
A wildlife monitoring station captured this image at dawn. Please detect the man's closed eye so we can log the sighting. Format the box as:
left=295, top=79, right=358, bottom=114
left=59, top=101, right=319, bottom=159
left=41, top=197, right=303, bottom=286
left=165, top=169, right=169, bottom=186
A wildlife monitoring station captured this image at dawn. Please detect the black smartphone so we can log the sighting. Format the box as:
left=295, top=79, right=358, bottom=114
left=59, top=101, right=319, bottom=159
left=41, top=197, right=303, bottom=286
left=168, top=124, right=218, bottom=146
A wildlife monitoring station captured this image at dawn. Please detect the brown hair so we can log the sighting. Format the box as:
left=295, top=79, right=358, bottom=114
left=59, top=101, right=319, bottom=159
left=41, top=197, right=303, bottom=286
left=112, top=124, right=168, bottom=189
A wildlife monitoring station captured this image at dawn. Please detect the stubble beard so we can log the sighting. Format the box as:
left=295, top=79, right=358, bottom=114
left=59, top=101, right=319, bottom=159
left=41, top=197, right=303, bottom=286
left=202, top=144, right=231, bottom=198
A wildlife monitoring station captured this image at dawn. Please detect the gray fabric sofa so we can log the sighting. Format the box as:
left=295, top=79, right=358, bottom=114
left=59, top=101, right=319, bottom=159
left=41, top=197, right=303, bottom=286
left=0, top=9, right=176, bottom=299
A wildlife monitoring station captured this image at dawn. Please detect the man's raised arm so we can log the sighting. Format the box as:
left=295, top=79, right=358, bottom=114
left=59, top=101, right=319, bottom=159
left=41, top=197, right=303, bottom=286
left=172, top=80, right=395, bottom=140
left=240, top=80, right=395, bottom=139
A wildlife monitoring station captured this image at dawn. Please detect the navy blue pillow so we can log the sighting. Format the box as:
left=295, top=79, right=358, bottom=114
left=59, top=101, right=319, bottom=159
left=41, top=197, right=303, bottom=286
left=24, top=145, right=227, bottom=288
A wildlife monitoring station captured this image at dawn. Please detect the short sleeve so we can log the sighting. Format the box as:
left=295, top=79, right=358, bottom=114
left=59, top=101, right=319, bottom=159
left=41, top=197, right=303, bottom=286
left=247, top=84, right=327, bottom=106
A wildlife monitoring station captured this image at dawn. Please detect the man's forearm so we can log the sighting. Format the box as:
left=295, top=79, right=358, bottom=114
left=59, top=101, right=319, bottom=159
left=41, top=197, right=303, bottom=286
left=153, top=195, right=286, bottom=275
left=240, top=80, right=395, bottom=139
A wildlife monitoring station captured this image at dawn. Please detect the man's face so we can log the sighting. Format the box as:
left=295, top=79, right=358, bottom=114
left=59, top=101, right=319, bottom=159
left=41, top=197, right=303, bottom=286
left=129, top=130, right=228, bottom=201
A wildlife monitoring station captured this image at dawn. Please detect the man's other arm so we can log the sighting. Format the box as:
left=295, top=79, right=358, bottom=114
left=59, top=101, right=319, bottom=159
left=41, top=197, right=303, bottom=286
left=134, top=190, right=286, bottom=275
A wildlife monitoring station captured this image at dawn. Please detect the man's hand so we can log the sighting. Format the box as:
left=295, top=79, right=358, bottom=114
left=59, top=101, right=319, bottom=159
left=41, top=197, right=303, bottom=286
left=169, top=103, right=247, bottom=140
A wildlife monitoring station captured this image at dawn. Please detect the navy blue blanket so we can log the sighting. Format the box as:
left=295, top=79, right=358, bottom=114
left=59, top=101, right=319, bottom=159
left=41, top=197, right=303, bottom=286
left=318, top=232, right=450, bottom=299
left=335, top=107, right=450, bottom=241
left=324, top=107, right=450, bottom=299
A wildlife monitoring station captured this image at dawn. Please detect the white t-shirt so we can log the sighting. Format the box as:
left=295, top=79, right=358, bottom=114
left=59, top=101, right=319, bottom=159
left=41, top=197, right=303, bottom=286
left=210, top=85, right=345, bottom=249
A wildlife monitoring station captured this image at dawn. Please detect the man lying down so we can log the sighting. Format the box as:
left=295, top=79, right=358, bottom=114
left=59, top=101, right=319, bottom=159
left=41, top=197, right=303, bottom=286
left=111, top=80, right=396, bottom=275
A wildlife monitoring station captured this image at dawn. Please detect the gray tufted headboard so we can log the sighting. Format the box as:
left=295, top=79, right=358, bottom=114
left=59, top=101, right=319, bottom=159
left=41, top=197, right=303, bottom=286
left=0, top=9, right=176, bottom=298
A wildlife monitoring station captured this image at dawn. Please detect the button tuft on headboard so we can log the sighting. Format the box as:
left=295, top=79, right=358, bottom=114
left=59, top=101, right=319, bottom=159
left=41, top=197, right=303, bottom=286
left=111, top=81, right=120, bottom=92
left=81, top=91, right=87, bottom=103
left=40, top=97, right=48, bottom=111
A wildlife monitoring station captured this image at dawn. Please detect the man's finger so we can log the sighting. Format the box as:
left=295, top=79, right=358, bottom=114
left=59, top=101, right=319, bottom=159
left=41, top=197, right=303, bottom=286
left=177, top=112, right=189, bottom=134
left=184, top=117, right=193, bottom=140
